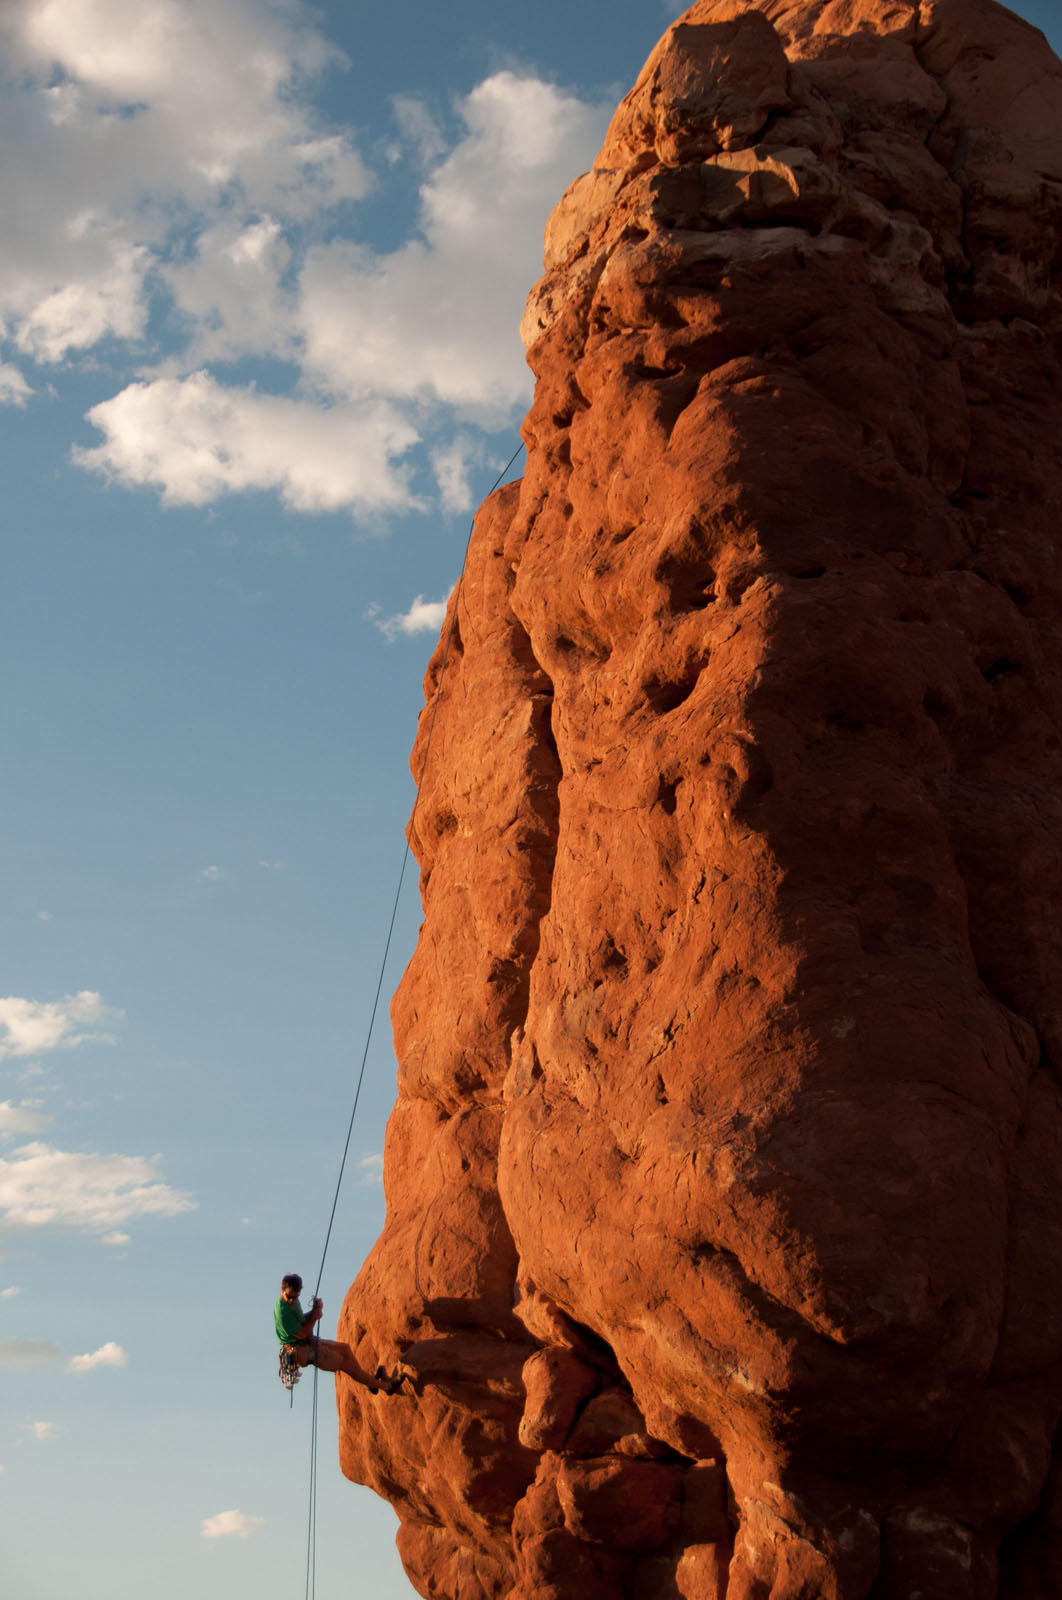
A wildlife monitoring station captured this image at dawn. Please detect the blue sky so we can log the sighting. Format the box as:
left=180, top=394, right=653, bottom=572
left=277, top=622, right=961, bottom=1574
left=1, top=2, right=1059, bottom=1597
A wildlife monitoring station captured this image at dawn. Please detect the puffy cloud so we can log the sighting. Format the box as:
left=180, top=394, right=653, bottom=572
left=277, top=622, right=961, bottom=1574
left=26, top=1421, right=58, bottom=1439
left=375, top=591, right=452, bottom=642
left=1, top=1286, right=21, bottom=1298
left=74, top=372, right=420, bottom=513
left=163, top=216, right=295, bottom=366
left=15, top=244, right=149, bottom=363
left=299, top=71, right=611, bottom=418
left=0, top=1340, right=62, bottom=1364
left=199, top=865, right=223, bottom=882
left=0, top=0, right=366, bottom=362
left=0, top=1142, right=194, bottom=1232
left=0, top=991, right=123, bottom=1060
left=0, top=4, right=611, bottom=523
left=201, top=1509, right=265, bottom=1540
left=67, top=1340, right=127, bottom=1373
left=0, top=1102, right=51, bottom=1137
left=99, top=1231, right=129, bottom=1247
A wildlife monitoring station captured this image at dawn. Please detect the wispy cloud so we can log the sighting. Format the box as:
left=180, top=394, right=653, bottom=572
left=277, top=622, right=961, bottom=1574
left=0, top=362, right=31, bottom=406
left=25, top=1421, right=58, bottom=1440
left=0, top=992, right=122, bottom=1060
left=67, top=1341, right=127, bottom=1374
left=199, top=865, right=223, bottom=883
left=430, top=437, right=478, bottom=515
left=356, top=1152, right=384, bottom=1188
left=1, top=1285, right=21, bottom=1298
left=201, top=1509, right=265, bottom=1540
left=0, top=1142, right=194, bottom=1233
left=0, top=1101, right=51, bottom=1137
left=0, top=1340, right=63, bottom=1365
left=100, top=1231, right=129, bottom=1248
left=375, top=591, right=452, bottom=642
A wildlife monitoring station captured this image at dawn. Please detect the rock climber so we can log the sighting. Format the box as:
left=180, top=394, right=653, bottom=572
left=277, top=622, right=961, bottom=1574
left=274, top=1273, right=402, bottom=1393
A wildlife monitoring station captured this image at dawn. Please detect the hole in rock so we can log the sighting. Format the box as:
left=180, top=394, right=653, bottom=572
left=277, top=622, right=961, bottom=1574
left=656, top=776, right=680, bottom=815
left=923, top=689, right=953, bottom=722
left=654, top=555, right=717, bottom=612
left=983, top=657, right=1020, bottom=683
left=645, top=667, right=702, bottom=714
left=826, top=710, right=866, bottom=733
left=601, top=936, right=628, bottom=975
left=793, top=564, right=827, bottom=579
left=634, top=362, right=683, bottom=381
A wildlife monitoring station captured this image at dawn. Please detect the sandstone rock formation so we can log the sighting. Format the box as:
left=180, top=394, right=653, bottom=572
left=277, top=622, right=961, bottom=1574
left=338, top=2, right=1062, bottom=1595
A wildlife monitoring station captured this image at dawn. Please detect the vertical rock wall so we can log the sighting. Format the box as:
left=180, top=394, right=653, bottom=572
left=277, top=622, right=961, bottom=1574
left=338, top=2, right=1062, bottom=1596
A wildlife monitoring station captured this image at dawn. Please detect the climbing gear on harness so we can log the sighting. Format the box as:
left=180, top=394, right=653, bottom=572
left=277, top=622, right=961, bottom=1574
left=280, top=1343, right=302, bottom=1393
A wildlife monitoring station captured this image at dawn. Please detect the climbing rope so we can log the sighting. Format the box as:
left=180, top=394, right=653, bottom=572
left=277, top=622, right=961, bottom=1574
left=300, top=438, right=526, bottom=1600
left=305, top=1347, right=319, bottom=1600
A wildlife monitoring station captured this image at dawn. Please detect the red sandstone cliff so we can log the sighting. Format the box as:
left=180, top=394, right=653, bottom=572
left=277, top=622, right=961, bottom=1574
left=337, top=2, right=1062, bottom=1595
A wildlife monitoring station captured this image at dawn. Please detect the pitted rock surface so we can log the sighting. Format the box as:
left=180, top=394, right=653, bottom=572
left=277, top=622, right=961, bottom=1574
left=338, top=2, right=1062, bottom=1596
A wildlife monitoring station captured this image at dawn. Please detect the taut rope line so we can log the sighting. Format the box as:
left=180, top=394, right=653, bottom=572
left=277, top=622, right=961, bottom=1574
left=301, top=438, right=525, bottom=1600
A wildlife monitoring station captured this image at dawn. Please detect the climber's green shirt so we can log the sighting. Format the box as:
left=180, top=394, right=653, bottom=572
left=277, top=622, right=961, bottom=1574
left=275, top=1295, right=307, bottom=1344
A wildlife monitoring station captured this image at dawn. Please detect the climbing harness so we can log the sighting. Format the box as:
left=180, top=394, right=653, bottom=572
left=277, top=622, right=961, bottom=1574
left=295, top=440, right=526, bottom=1600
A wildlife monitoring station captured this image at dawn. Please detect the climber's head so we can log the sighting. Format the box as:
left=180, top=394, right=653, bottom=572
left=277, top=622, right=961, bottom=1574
left=280, top=1273, right=303, bottom=1301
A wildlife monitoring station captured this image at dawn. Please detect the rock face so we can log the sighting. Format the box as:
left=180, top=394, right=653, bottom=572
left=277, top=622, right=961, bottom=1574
left=337, top=2, right=1062, bottom=1596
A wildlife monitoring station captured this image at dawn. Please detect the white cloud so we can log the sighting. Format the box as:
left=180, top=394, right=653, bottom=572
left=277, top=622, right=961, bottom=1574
left=0, top=5, right=611, bottom=522
left=199, top=865, right=223, bottom=882
left=257, top=859, right=284, bottom=871
left=0, top=1102, right=51, bottom=1137
left=391, top=94, right=447, bottom=167
left=99, top=1231, right=129, bottom=1247
left=163, top=216, right=295, bottom=367
left=1, top=1286, right=21, bottom=1298
left=201, top=1509, right=265, bottom=1540
left=0, top=992, right=123, bottom=1060
left=16, top=244, right=149, bottom=363
left=36, top=911, right=52, bottom=922
left=0, top=1141, right=194, bottom=1232
left=376, top=591, right=452, bottom=642
left=356, top=1152, right=384, bottom=1187
left=431, top=437, right=478, bottom=515
left=67, top=1340, right=127, bottom=1373
left=299, top=72, right=611, bottom=419
left=25, top=1421, right=58, bottom=1439
left=0, top=1340, right=62, bottom=1364
left=0, top=0, right=366, bottom=363
left=0, top=363, right=32, bottom=405
left=74, top=372, right=420, bottom=514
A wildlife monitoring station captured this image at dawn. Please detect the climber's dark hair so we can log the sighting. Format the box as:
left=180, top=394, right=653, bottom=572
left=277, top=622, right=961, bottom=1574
left=281, top=1273, right=303, bottom=1293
